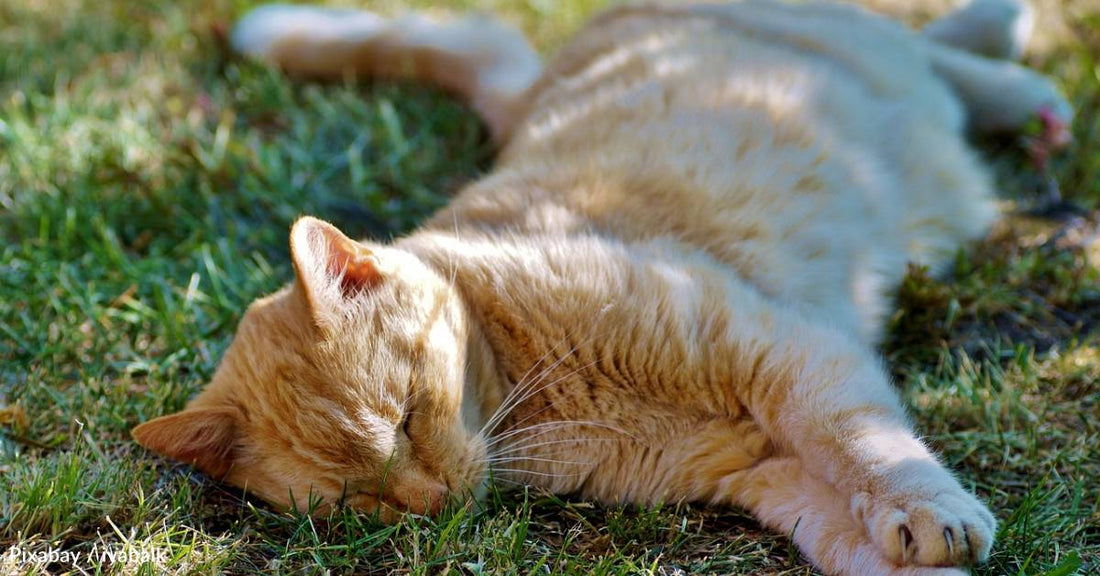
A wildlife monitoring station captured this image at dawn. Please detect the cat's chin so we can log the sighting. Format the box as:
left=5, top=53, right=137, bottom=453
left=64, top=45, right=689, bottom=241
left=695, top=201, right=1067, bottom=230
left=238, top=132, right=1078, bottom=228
left=325, top=482, right=489, bottom=522
left=308, top=491, right=442, bottom=521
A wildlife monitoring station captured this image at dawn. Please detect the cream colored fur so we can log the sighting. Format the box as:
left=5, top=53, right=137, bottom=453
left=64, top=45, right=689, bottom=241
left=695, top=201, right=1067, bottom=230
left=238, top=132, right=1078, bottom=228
left=132, top=1, right=1073, bottom=575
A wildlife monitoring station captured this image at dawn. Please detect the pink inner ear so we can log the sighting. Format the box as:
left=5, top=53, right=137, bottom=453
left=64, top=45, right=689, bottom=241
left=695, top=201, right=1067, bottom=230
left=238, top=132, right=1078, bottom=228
left=323, top=232, right=383, bottom=297
left=290, top=217, right=385, bottom=318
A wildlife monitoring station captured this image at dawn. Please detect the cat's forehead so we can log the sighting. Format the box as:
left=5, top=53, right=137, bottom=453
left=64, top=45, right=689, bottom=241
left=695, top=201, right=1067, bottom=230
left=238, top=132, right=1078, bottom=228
left=217, top=269, right=464, bottom=409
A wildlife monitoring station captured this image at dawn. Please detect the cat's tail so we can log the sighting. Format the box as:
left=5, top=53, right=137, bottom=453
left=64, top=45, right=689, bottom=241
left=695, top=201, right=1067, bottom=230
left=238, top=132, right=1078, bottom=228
left=921, top=0, right=1072, bottom=137
left=231, top=4, right=542, bottom=142
left=923, top=0, right=1034, bottom=60
left=924, top=43, right=1072, bottom=136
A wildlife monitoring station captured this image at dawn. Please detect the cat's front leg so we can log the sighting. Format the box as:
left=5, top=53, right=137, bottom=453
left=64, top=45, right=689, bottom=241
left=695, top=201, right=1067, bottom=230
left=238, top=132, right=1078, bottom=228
left=849, top=465, right=997, bottom=567
left=724, top=316, right=995, bottom=567
left=723, top=456, right=971, bottom=576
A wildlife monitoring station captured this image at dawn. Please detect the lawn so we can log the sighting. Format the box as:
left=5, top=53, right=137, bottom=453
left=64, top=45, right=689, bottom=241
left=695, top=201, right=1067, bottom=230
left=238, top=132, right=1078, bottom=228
left=1, top=0, right=1097, bottom=574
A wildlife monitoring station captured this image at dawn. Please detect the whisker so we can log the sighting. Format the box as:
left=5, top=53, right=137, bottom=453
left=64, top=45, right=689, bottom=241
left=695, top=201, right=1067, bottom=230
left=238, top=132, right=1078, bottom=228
left=485, top=455, right=592, bottom=467
left=506, top=323, right=580, bottom=393
left=487, top=420, right=597, bottom=447
left=488, top=424, right=578, bottom=449
left=477, top=331, right=576, bottom=437
left=484, top=338, right=582, bottom=428
left=483, top=358, right=600, bottom=439
left=488, top=419, right=634, bottom=448
left=485, top=426, right=563, bottom=454
left=488, top=437, right=620, bottom=458
left=488, top=467, right=587, bottom=479
left=396, top=387, right=419, bottom=418
left=479, top=309, right=618, bottom=439
left=480, top=318, right=613, bottom=439
left=449, top=210, right=460, bottom=291
left=490, top=403, right=554, bottom=438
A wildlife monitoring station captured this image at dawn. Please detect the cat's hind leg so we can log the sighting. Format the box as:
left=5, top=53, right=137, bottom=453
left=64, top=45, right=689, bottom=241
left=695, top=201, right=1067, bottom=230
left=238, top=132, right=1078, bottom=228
left=231, top=5, right=541, bottom=142
left=724, top=457, right=968, bottom=576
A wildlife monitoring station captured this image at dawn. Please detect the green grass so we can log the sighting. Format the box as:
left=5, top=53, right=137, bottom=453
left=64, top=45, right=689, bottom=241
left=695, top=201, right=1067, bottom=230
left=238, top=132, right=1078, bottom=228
left=1, top=0, right=1097, bottom=573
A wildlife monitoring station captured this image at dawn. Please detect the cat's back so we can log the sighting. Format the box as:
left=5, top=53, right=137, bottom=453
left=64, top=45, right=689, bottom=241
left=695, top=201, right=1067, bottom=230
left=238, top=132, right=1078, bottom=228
left=434, top=1, right=995, bottom=340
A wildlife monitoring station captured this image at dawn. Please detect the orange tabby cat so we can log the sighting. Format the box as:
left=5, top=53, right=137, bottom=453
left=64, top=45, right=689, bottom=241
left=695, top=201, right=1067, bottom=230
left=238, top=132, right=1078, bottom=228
left=132, top=1, right=1071, bottom=574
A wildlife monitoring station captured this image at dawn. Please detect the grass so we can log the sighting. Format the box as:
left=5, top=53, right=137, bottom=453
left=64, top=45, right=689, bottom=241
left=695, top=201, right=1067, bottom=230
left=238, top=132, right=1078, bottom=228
left=0, top=0, right=1097, bottom=573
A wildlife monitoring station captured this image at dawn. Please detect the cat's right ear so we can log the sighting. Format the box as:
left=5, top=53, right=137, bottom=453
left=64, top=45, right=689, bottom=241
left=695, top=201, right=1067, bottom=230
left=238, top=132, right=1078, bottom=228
left=131, top=408, right=238, bottom=478
left=289, top=216, right=385, bottom=329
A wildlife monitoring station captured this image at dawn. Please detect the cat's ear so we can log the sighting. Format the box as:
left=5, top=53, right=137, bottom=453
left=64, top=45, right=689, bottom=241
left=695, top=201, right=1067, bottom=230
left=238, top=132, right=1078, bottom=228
left=131, top=407, right=238, bottom=478
left=289, top=216, right=384, bottom=325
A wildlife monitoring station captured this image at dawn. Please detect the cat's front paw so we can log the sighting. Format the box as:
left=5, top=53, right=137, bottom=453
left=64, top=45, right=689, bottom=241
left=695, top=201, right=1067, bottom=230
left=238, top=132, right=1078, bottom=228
left=854, top=486, right=996, bottom=567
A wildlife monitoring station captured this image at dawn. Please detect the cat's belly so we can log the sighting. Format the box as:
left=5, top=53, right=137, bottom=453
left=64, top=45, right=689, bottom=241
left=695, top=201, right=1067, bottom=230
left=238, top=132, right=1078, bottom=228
left=464, top=238, right=806, bottom=502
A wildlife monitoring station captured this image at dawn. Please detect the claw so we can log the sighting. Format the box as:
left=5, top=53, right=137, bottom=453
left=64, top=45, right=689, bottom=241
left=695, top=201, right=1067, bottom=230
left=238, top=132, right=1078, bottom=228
left=944, top=527, right=955, bottom=558
left=899, top=525, right=913, bottom=564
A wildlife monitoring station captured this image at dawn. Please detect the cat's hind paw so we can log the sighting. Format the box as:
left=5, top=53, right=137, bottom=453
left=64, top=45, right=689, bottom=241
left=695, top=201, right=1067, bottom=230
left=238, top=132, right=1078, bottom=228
left=855, top=488, right=996, bottom=567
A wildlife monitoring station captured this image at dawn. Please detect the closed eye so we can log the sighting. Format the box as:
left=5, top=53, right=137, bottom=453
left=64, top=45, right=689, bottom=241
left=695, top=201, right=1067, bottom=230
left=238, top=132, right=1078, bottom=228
left=400, top=411, right=414, bottom=441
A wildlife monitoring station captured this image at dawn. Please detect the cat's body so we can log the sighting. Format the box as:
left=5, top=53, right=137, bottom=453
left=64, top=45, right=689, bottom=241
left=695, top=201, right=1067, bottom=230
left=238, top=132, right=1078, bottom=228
left=133, top=1, right=1073, bottom=574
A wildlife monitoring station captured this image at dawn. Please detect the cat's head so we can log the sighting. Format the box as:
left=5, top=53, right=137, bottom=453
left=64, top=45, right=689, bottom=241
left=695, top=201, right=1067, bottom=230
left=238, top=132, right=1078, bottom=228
left=132, top=216, right=486, bottom=518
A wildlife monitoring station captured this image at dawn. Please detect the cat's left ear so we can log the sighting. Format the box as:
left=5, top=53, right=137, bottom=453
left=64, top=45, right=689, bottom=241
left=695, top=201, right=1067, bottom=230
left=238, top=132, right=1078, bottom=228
left=289, top=216, right=385, bottom=328
left=131, top=407, right=239, bottom=478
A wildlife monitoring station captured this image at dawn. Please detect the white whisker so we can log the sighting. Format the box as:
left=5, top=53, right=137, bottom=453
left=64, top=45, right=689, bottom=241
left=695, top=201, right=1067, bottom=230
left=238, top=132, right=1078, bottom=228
left=491, top=338, right=580, bottom=415
left=488, top=437, right=620, bottom=458
left=487, top=420, right=596, bottom=447
left=479, top=320, right=610, bottom=439
left=487, top=419, right=633, bottom=448
left=483, top=357, right=600, bottom=441
left=488, top=467, right=587, bottom=479
left=491, top=402, right=555, bottom=437
left=477, top=331, right=576, bottom=437
left=449, top=210, right=460, bottom=291
left=485, top=455, right=592, bottom=467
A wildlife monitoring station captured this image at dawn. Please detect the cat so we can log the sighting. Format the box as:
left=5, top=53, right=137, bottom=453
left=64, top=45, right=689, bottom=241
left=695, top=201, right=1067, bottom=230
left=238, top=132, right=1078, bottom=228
left=132, top=1, right=1072, bottom=574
